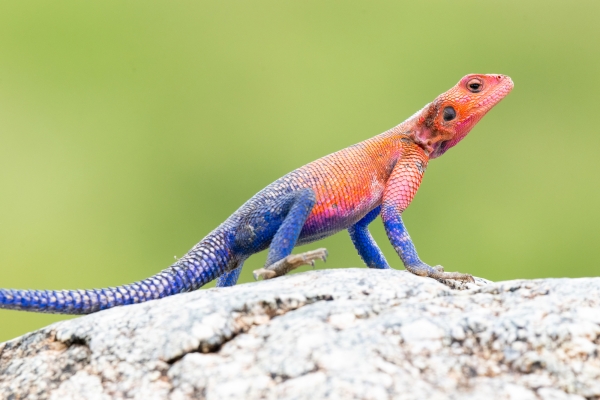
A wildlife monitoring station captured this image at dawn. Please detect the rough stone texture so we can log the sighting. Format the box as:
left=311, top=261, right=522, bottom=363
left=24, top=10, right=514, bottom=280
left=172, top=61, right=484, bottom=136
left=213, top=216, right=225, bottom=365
left=1, top=268, right=599, bottom=399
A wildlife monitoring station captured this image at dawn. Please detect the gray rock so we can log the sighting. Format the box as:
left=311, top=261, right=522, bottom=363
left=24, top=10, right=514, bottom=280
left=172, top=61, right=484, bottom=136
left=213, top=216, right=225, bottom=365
left=0, top=268, right=598, bottom=400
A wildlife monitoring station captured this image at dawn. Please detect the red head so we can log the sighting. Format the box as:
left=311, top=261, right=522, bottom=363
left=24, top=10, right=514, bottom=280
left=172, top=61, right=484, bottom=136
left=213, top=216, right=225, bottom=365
left=411, top=74, right=514, bottom=159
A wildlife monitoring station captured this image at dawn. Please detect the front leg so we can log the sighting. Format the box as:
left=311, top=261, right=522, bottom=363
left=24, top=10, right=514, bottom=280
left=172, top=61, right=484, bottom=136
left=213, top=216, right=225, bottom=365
left=381, top=212, right=472, bottom=282
left=382, top=145, right=473, bottom=282
left=348, top=206, right=390, bottom=269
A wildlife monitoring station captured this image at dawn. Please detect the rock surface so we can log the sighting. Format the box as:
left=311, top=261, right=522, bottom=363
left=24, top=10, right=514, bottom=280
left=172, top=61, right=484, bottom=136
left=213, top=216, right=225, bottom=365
left=1, top=268, right=599, bottom=399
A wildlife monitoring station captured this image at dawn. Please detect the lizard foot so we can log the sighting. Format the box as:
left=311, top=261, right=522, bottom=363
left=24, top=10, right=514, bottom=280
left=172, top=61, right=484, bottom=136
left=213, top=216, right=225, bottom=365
left=253, top=248, right=328, bottom=281
left=429, top=265, right=474, bottom=283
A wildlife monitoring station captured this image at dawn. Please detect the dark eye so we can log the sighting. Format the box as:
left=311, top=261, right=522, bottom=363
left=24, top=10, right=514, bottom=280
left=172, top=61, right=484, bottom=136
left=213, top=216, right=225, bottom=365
left=443, top=106, right=456, bottom=121
left=467, top=78, right=483, bottom=93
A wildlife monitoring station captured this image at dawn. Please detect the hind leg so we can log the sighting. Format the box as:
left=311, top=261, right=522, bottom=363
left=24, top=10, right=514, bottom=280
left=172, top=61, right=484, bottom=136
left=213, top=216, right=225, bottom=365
left=348, top=206, right=390, bottom=269
left=252, top=188, right=327, bottom=280
left=216, top=261, right=244, bottom=287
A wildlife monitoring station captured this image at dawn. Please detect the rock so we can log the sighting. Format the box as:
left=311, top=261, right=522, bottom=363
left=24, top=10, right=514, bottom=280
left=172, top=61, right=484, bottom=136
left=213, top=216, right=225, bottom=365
left=0, top=268, right=598, bottom=399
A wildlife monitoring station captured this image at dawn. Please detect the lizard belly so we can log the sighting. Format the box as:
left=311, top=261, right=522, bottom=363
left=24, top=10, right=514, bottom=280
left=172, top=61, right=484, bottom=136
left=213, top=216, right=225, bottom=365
left=299, top=177, right=385, bottom=241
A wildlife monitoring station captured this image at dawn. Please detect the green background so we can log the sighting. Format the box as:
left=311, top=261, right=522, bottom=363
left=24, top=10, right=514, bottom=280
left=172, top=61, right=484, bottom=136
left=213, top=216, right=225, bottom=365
left=1, top=1, right=599, bottom=342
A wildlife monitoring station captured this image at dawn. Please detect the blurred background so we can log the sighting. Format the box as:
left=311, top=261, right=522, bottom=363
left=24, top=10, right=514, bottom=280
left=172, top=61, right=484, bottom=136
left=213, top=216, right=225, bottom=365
left=0, top=1, right=599, bottom=341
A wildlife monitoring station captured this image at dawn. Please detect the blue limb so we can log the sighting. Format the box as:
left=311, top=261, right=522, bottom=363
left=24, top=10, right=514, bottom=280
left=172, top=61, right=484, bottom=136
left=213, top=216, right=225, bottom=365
left=252, top=188, right=328, bottom=280
left=216, top=262, right=244, bottom=287
left=348, top=206, right=390, bottom=269
left=264, top=188, right=317, bottom=266
left=381, top=205, right=427, bottom=271
left=381, top=204, right=473, bottom=282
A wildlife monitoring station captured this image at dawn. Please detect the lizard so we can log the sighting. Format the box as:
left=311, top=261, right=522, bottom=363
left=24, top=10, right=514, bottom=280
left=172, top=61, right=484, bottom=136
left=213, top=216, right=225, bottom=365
left=0, top=74, right=513, bottom=314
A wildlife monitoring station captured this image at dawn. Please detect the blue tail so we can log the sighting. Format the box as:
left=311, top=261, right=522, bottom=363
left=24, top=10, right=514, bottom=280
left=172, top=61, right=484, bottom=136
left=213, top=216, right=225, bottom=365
left=0, top=232, right=234, bottom=314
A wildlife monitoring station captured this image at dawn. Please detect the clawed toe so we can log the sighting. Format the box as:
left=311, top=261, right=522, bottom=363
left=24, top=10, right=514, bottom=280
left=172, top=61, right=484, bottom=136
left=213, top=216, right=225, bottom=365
left=429, top=268, right=474, bottom=283
left=253, top=248, right=328, bottom=281
left=253, top=268, right=276, bottom=281
left=436, top=272, right=475, bottom=283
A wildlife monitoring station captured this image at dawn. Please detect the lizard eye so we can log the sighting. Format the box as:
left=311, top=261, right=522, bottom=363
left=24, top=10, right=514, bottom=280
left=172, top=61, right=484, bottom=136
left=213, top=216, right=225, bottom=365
left=467, top=78, right=483, bottom=93
left=443, top=106, right=456, bottom=121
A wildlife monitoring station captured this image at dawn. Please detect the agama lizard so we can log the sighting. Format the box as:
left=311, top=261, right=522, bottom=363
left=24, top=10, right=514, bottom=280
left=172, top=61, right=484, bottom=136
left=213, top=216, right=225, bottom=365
left=0, top=74, right=513, bottom=314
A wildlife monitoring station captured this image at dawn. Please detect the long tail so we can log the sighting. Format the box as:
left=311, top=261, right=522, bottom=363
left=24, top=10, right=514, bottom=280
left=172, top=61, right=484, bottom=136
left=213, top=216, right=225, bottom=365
left=0, top=232, right=234, bottom=314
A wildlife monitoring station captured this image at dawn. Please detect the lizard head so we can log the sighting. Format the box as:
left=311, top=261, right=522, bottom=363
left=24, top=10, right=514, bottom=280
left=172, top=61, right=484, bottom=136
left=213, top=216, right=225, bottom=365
left=412, top=74, right=514, bottom=159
